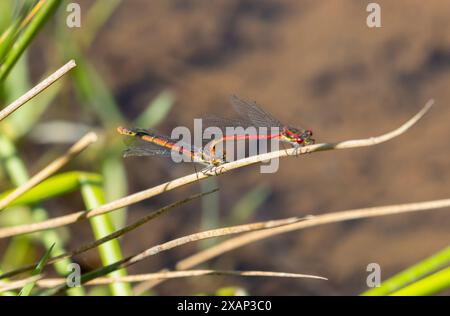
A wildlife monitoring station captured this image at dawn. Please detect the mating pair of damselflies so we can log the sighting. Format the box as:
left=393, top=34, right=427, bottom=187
left=117, top=95, right=315, bottom=172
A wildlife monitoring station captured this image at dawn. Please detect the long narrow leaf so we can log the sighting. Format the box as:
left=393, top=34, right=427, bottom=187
left=134, top=90, right=175, bottom=128
left=389, top=267, right=450, bottom=296
left=101, top=156, right=127, bottom=229
left=0, top=0, right=61, bottom=82
left=0, top=134, right=85, bottom=296
left=0, top=172, right=102, bottom=208
left=362, top=246, right=450, bottom=296
left=81, top=181, right=132, bottom=296
left=228, top=185, right=270, bottom=224
left=0, top=18, right=22, bottom=63
left=18, top=242, right=55, bottom=296
left=2, top=54, right=63, bottom=140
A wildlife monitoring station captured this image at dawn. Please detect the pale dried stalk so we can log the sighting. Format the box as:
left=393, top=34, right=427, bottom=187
left=177, top=198, right=450, bottom=270
left=0, top=60, right=76, bottom=121
left=0, top=269, right=326, bottom=292
left=0, top=100, right=433, bottom=239
left=0, top=275, right=40, bottom=293
left=0, top=190, right=217, bottom=280
left=0, top=132, right=98, bottom=211
left=45, top=217, right=302, bottom=292
left=120, top=218, right=300, bottom=268
left=132, top=196, right=450, bottom=293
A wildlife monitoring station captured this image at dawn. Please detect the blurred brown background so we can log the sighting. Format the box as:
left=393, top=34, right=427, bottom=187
left=29, top=0, right=450, bottom=295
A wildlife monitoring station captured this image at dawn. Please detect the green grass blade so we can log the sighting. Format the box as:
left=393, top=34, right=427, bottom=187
left=215, top=286, right=248, bottom=296
left=0, top=1, right=33, bottom=56
left=80, top=180, right=132, bottom=296
left=0, top=172, right=102, bottom=208
left=0, top=0, right=61, bottom=82
left=55, top=0, right=123, bottom=127
left=101, top=156, right=128, bottom=229
left=1, top=53, right=62, bottom=140
left=0, top=1, right=15, bottom=32
left=0, top=133, right=29, bottom=184
left=79, top=0, right=122, bottom=48
left=134, top=90, right=175, bottom=128
left=362, top=246, right=450, bottom=296
left=0, top=134, right=85, bottom=296
left=1, top=233, right=35, bottom=271
left=389, top=266, right=450, bottom=296
left=228, top=185, right=270, bottom=224
left=199, top=178, right=220, bottom=249
left=0, top=53, right=32, bottom=138
left=0, top=18, right=22, bottom=64
left=18, top=242, right=55, bottom=296
left=40, top=190, right=218, bottom=296
left=70, top=55, right=124, bottom=127
left=0, top=268, right=16, bottom=296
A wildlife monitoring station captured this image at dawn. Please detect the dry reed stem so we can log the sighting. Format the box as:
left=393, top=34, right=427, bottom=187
left=0, top=269, right=326, bottom=292
left=0, top=100, right=433, bottom=238
left=123, top=218, right=299, bottom=264
left=43, top=217, right=302, bottom=292
left=0, top=275, right=40, bottom=293
left=0, top=190, right=217, bottom=280
left=0, top=60, right=76, bottom=121
left=15, top=195, right=448, bottom=292
left=0, top=132, right=98, bottom=211
left=132, top=196, right=450, bottom=293
left=177, top=198, right=450, bottom=270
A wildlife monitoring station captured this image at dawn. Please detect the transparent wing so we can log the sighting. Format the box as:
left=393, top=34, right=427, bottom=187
left=122, top=137, right=173, bottom=158
left=122, top=128, right=176, bottom=157
left=202, top=115, right=251, bottom=130
left=121, top=128, right=204, bottom=161
left=201, top=115, right=260, bottom=150
left=229, top=95, right=284, bottom=128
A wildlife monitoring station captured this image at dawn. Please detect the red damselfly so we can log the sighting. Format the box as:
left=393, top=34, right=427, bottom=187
left=117, top=127, right=225, bottom=172
left=205, top=95, right=314, bottom=158
left=118, top=96, right=313, bottom=172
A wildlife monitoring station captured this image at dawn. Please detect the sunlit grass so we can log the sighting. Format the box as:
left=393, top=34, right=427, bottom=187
left=0, top=0, right=447, bottom=297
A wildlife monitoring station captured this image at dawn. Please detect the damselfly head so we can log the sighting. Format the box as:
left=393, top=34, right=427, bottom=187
left=302, top=129, right=315, bottom=145
left=283, top=127, right=315, bottom=146
left=117, top=126, right=137, bottom=137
